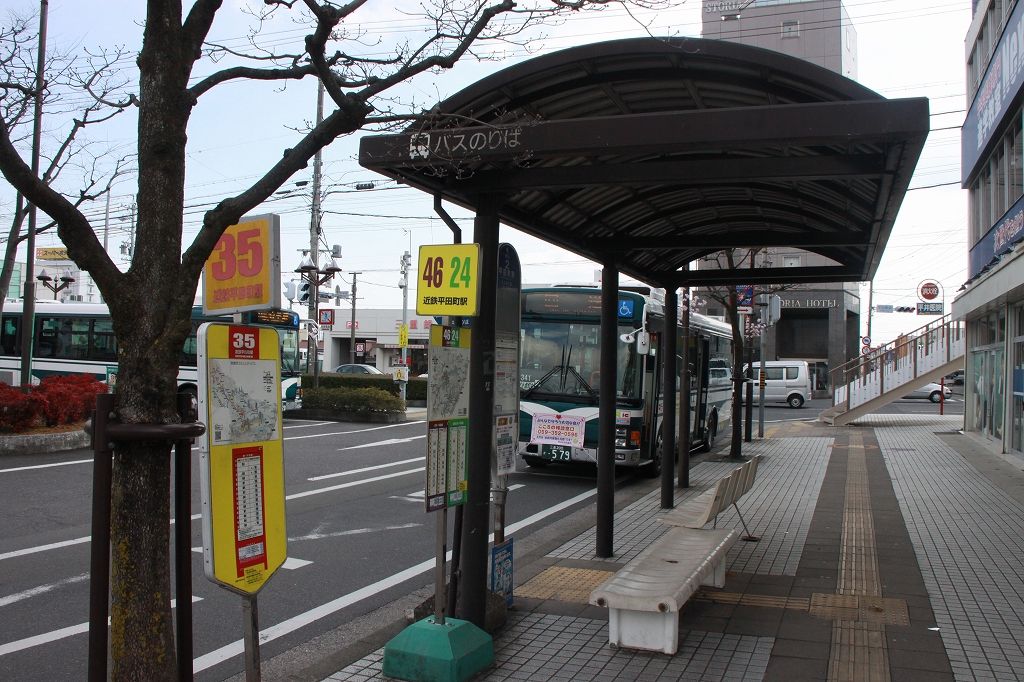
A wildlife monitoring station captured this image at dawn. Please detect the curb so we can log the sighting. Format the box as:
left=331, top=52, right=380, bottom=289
left=0, top=428, right=90, bottom=457
left=284, top=408, right=409, bottom=423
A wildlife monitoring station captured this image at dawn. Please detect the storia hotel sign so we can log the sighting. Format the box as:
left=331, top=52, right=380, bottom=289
left=780, top=297, right=840, bottom=309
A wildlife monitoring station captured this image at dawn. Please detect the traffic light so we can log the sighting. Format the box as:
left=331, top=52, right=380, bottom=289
left=894, top=305, right=916, bottom=313
left=298, top=281, right=311, bottom=303
left=283, top=280, right=297, bottom=302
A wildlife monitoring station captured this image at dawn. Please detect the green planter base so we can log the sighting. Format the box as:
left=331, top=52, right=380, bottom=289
left=382, top=616, right=494, bottom=682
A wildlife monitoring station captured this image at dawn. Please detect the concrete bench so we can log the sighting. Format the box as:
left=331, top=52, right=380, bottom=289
left=590, top=526, right=737, bottom=654
left=587, top=456, right=762, bottom=655
left=660, top=454, right=762, bottom=538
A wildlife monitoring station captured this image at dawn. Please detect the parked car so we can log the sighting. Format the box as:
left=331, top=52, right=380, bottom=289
left=332, top=363, right=384, bottom=375
left=743, top=360, right=812, bottom=408
left=901, top=382, right=951, bottom=403
left=945, top=369, right=964, bottom=385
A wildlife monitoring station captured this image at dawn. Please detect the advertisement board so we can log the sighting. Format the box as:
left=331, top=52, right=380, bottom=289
left=425, top=324, right=471, bottom=512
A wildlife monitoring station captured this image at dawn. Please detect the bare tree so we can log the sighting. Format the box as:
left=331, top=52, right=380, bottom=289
left=0, top=1, right=662, bottom=677
left=698, top=248, right=797, bottom=459
left=0, top=12, right=131, bottom=312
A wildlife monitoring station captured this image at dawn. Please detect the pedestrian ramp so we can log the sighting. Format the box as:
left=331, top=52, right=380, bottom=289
left=820, top=314, right=965, bottom=426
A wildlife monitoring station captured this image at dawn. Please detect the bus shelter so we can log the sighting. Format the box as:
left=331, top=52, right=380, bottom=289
left=359, top=36, right=929, bottom=629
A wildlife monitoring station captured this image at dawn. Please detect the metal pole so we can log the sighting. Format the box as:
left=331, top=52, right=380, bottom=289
left=435, top=506, right=447, bottom=624
left=20, top=0, right=48, bottom=389
left=661, top=288, right=677, bottom=509
left=758, top=328, right=766, bottom=438
left=678, top=287, right=691, bottom=489
left=459, top=202, right=498, bottom=627
left=174, top=392, right=195, bottom=681
left=349, top=272, right=359, bottom=364
left=87, top=393, right=113, bottom=682
left=596, top=262, right=618, bottom=558
left=242, top=595, right=261, bottom=682
left=307, top=82, right=325, bottom=376
left=866, top=279, right=874, bottom=342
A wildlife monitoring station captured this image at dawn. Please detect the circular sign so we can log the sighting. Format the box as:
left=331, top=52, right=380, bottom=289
left=919, top=280, right=940, bottom=301
left=861, top=345, right=873, bottom=355
left=861, top=336, right=871, bottom=346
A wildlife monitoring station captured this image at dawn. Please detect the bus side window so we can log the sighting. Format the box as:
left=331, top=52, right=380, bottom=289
left=91, top=319, right=117, bottom=361
left=36, top=317, right=58, bottom=358
left=1, top=316, right=19, bottom=356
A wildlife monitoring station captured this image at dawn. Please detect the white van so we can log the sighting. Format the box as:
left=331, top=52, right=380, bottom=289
left=746, top=360, right=812, bottom=408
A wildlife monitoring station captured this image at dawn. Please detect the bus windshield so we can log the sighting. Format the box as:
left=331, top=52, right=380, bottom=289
left=520, top=319, right=642, bottom=401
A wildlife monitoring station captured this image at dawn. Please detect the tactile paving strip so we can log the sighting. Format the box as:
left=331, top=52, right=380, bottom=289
left=514, top=566, right=616, bottom=603
left=695, top=589, right=811, bottom=611
left=810, top=594, right=910, bottom=627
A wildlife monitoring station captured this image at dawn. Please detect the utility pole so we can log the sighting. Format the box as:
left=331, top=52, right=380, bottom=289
left=307, top=81, right=325, bottom=374
left=349, top=272, right=361, bottom=364
left=398, top=251, right=411, bottom=400
left=20, top=0, right=48, bottom=389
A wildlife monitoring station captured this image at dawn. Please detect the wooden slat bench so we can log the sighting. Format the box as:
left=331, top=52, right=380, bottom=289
left=588, top=455, right=763, bottom=654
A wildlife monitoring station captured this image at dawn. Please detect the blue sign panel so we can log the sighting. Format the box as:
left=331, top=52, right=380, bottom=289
left=962, top=2, right=1024, bottom=182
left=617, top=299, right=635, bottom=318
left=490, top=538, right=514, bottom=606
left=969, top=191, right=1024, bottom=278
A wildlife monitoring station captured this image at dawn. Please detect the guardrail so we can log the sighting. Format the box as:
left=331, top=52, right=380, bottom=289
left=830, top=314, right=966, bottom=412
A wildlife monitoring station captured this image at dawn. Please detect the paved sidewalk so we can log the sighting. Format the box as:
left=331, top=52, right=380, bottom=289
left=321, top=415, right=1024, bottom=682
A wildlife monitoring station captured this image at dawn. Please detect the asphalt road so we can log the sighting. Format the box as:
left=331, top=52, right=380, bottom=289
left=0, top=417, right=619, bottom=681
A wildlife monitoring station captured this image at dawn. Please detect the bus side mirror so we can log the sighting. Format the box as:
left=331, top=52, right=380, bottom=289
left=636, top=331, right=651, bottom=356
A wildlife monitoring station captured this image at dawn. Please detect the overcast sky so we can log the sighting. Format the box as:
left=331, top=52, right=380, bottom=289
left=2, top=1, right=971, bottom=345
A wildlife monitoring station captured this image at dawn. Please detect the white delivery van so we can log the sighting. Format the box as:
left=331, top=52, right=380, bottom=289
left=747, top=360, right=813, bottom=408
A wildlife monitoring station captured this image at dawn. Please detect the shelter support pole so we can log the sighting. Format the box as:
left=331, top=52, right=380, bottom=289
left=459, top=200, right=499, bottom=628
left=679, top=286, right=691, bottom=488
left=596, top=262, right=619, bottom=558
left=661, top=288, right=678, bottom=509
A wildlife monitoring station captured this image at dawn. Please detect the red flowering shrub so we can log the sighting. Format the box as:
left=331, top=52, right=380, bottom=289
left=0, top=374, right=108, bottom=432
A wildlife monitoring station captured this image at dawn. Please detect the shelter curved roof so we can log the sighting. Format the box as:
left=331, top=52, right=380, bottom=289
left=359, top=37, right=929, bottom=286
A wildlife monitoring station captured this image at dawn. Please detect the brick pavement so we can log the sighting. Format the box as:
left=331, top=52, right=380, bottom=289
left=323, top=414, right=1024, bottom=682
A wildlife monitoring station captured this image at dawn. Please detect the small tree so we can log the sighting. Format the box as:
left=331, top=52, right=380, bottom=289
left=698, top=248, right=795, bottom=459
left=0, top=1, right=662, bottom=677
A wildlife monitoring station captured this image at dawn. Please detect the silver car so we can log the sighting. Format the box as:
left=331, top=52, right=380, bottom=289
left=901, top=382, right=951, bottom=403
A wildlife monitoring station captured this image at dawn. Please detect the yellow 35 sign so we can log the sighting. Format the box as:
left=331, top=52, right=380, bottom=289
left=203, top=214, right=281, bottom=315
left=415, top=243, right=481, bottom=316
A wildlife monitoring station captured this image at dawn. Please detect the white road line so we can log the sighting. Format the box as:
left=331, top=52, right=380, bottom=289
left=0, top=597, right=202, bottom=657
left=192, top=486, right=599, bottom=673
left=3, top=468, right=424, bottom=562
left=308, top=457, right=425, bottom=481
left=283, top=421, right=333, bottom=429
left=0, top=459, right=93, bottom=475
left=289, top=523, right=421, bottom=542
left=286, top=421, right=425, bottom=441
left=0, top=573, right=89, bottom=607
left=338, top=435, right=426, bottom=451
left=0, top=537, right=91, bottom=562
left=287, top=468, right=424, bottom=501
left=282, top=557, right=313, bottom=570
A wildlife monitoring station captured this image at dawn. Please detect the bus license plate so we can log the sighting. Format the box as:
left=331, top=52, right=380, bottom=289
left=542, top=444, right=572, bottom=462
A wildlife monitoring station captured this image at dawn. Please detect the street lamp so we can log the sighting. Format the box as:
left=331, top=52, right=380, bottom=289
left=36, top=269, right=75, bottom=300
left=296, top=253, right=342, bottom=387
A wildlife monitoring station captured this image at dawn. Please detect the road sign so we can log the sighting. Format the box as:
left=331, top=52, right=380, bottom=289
left=861, top=336, right=871, bottom=346
left=919, top=280, right=940, bottom=301
left=861, top=345, right=873, bottom=355
left=398, top=323, right=409, bottom=348
left=319, top=309, right=335, bottom=325
left=918, top=301, right=943, bottom=315
left=416, top=244, right=481, bottom=316
left=203, top=214, right=281, bottom=315
left=197, top=323, right=287, bottom=595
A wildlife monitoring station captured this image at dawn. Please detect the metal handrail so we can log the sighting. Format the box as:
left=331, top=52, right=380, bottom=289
left=829, top=313, right=965, bottom=412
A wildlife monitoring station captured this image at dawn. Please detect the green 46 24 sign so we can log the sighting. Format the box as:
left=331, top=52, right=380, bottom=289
left=416, top=244, right=481, bottom=316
